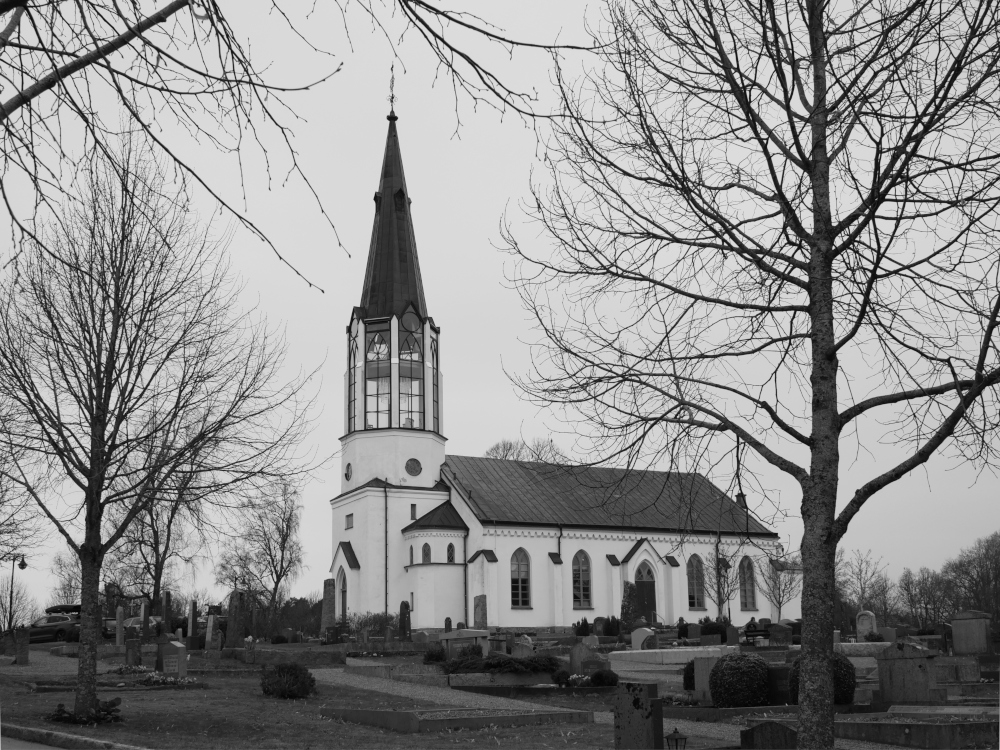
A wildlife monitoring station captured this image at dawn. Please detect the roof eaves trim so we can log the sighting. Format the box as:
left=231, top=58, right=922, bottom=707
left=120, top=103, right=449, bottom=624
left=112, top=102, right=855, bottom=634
left=606, top=554, right=620, bottom=566
left=468, top=549, right=498, bottom=564
left=336, top=541, right=361, bottom=570
left=548, top=552, right=563, bottom=565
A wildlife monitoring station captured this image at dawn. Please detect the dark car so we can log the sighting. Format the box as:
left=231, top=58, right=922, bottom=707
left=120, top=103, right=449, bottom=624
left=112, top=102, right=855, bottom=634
left=28, top=613, right=80, bottom=643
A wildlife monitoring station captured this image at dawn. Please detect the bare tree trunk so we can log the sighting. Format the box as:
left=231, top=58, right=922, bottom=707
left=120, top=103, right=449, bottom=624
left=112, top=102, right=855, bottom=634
left=75, top=546, right=103, bottom=716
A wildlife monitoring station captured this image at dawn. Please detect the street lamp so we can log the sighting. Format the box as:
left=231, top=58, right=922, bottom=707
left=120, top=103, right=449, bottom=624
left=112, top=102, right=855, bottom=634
left=665, top=727, right=688, bottom=749
left=8, top=555, right=27, bottom=633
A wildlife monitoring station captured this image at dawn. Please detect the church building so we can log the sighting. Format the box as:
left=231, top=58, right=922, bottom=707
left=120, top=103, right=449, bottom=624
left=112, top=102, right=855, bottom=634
left=328, top=111, right=802, bottom=632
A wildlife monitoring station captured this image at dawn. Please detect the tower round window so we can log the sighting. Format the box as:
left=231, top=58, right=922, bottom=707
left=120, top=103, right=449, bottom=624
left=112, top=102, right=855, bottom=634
left=401, top=311, right=421, bottom=332
left=345, top=463, right=352, bottom=481
left=405, top=458, right=422, bottom=476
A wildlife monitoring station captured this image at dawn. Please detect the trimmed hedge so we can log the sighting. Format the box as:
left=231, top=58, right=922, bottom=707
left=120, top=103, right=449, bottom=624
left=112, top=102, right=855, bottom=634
left=591, top=668, right=619, bottom=687
left=442, top=653, right=561, bottom=675
left=708, top=652, right=769, bottom=708
left=789, top=652, right=856, bottom=705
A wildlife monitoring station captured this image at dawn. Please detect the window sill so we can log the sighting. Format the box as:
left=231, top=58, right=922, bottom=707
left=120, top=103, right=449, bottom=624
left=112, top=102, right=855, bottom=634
left=511, top=606, right=533, bottom=610
left=573, top=606, right=594, bottom=610
left=740, top=608, right=758, bottom=612
left=688, top=607, right=708, bottom=611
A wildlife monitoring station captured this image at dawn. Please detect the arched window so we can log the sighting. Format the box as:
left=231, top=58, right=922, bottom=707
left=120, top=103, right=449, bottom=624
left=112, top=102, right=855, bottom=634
left=739, top=557, right=756, bottom=610
left=511, top=548, right=530, bottom=608
left=422, top=543, right=431, bottom=564
left=365, top=324, right=390, bottom=429
left=447, top=543, right=455, bottom=564
left=409, top=545, right=414, bottom=566
left=687, top=555, right=705, bottom=609
left=431, top=338, right=440, bottom=433
left=572, top=551, right=591, bottom=608
left=348, top=339, right=357, bottom=432
left=399, top=328, right=423, bottom=429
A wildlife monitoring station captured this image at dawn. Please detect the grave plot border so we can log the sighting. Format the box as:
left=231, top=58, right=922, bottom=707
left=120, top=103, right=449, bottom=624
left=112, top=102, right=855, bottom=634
left=745, top=716, right=1000, bottom=749
left=660, top=704, right=880, bottom=722
left=451, top=685, right=617, bottom=698
left=320, top=707, right=593, bottom=733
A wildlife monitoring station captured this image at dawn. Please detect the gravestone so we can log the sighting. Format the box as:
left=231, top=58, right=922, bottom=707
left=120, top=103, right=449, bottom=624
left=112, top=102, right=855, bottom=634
left=227, top=590, right=252, bottom=642
left=581, top=657, right=609, bottom=674
left=1, top=633, right=13, bottom=656
left=570, top=642, right=597, bottom=674
left=593, top=617, right=608, bottom=636
left=140, top=601, right=150, bottom=642
left=833, top=630, right=841, bottom=644
left=506, top=632, right=515, bottom=654
left=758, top=619, right=771, bottom=628
left=856, top=610, right=877, bottom=640
left=444, top=617, right=452, bottom=633
left=613, top=682, right=662, bottom=749
left=582, top=634, right=600, bottom=648
left=701, top=634, right=722, bottom=646
left=473, top=595, right=488, bottom=629
left=384, top=626, right=396, bottom=642
left=687, top=624, right=701, bottom=640
left=125, top=638, right=141, bottom=667
left=878, top=627, right=897, bottom=642
left=412, top=630, right=428, bottom=643
left=768, top=624, right=792, bottom=647
left=162, top=591, right=172, bottom=629
left=631, top=627, right=655, bottom=651
left=457, top=621, right=466, bottom=629
left=516, top=634, right=532, bottom=645
left=875, top=642, right=945, bottom=704
left=512, top=643, right=534, bottom=659
left=693, top=656, right=719, bottom=704
left=13, top=628, right=29, bottom=665
left=159, top=638, right=187, bottom=679
left=175, top=628, right=183, bottom=641
left=766, top=665, right=792, bottom=705
left=359, top=627, right=369, bottom=645
left=727, top=626, right=740, bottom=646
left=740, top=721, right=797, bottom=749
left=207, top=614, right=221, bottom=650
left=155, top=634, right=170, bottom=671
left=952, top=611, right=992, bottom=655
left=116, top=606, right=125, bottom=647
left=188, top=600, right=197, bottom=638
left=320, top=578, right=337, bottom=634
left=207, top=604, right=222, bottom=616
left=399, top=600, right=411, bottom=641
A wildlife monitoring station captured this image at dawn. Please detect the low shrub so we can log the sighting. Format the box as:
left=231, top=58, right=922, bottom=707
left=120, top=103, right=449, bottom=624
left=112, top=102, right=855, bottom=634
left=708, top=652, right=769, bottom=708
left=260, top=663, right=316, bottom=699
left=590, top=668, right=619, bottom=687
left=863, top=631, right=885, bottom=642
left=271, top=634, right=288, bottom=645
left=455, top=643, right=482, bottom=659
left=442, top=653, right=561, bottom=675
left=605, top=616, right=621, bottom=637
left=423, top=644, right=446, bottom=663
left=552, top=668, right=571, bottom=687
left=789, top=653, right=856, bottom=705
left=573, top=618, right=591, bottom=637
left=682, top=659, right=695, bottom=690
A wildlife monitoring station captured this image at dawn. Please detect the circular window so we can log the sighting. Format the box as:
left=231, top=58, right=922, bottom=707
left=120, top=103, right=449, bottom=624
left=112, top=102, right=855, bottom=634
left=405, top=458, right=422, bottom=477
left=345, top=463, right=353, bottom=481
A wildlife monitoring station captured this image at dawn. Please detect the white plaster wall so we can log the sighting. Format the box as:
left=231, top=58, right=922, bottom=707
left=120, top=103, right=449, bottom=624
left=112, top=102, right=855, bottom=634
left=404, top=563, right=465, bottom=630
left=340, top=430, right=446, bottom=492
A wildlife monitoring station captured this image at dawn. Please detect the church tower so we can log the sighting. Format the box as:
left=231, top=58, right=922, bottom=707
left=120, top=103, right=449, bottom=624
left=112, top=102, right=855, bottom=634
left=341, top=110, right=445, bottom=492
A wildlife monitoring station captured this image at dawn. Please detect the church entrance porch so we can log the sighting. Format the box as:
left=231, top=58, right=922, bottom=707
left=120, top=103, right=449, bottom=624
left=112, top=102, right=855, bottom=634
left=635, top=561, right=656, bottom=624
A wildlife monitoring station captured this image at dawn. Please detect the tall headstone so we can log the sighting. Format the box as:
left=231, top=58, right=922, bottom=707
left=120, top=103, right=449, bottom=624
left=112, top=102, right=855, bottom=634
left=444, top=617, right=452, bottom=633
left=952, top=611, right=992, bottom=655
left=188, top=600, right=197, bottom=638
left=693, top=656, right=720, bottom=705
left=613, top=682, right=663, bottom=749
left=140, top=601, right=150, bottom=642
left=207, top=614, right=221, bottom=650
left=473, top=594, right=488, bottom=630
left=116, top=606, right=125, bottom=647
left=856, top=610, right=877, bottom=640
left=155, top=633, right=170, bottom=672
left=162, top=591, right=172, bottom=631
left=321, top=578, right=338, bottom=634
left=399, top=600, right=411, bottom=642
left=125, top=638, right=141, bottom=667
left=13, top=628, right=29, bottom=665
left=227, top=590, right=251, bottom=643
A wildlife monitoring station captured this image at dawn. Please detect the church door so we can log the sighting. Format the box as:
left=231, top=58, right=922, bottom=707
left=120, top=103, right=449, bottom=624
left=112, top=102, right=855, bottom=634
left=635, top=562, right=657, bottom=625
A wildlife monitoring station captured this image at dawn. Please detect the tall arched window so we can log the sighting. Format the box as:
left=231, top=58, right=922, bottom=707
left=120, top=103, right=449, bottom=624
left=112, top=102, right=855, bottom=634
left=348, top=338, right=357, bottom=432
left=687, top=555, right=706, bottom=609
left=409, top=545, right=414, bottom=566
left=365, top=324, right=390, bottom=429
left=511, top=548, right=530, bottom=608
left=399, top=323, right=423, bottom=429
left=431, top=338, right=440, bottom=433
left=447, top=543, right=455, bottom=563
left=739, top=557, right=756, bottom=610
left=572, top=551, right=591, bottom=608
left=422, top=543, right=431, bottom=564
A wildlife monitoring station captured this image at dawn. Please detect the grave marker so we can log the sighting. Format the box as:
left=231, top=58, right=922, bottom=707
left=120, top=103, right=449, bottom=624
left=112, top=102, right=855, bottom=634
left=875, top=642, right=946, bottom=704
left=444, top=617, right=452, bottom=633
left=570, top=642, right=597, bottom=674
left=116, top=606, right=125, bottom=647
left=399, top=600, right=411, bottom=642
left=613, top=682, right=662, bottom=749
left=856, top=610, right=877, bottom=640
left=474, top=594, right=488, bottom=630
left=631, top=627, right=655, bottom=651
left=582, top=634, right=599, bottom=648
left=512, top=643, right=534, bottom=659
left=593, top=617, right=608, bottom=636
left=13, top=628, right=28, bottom=665
left=693, top=656, right=719, bottom=705
left=768, top=623, right=792, bottom=647
left=412, top=630, right=428, bottom=643
left=140, top=601, right=150, bottom=642
left=952, top=611, right=992, bottom=655
left=159, top=638, right=187, bottom=679
left=740, top=721, right=797, bottom=749
left=321, top=578, right=337, bottom=634
left=125, top=638, right=141, bottom=667
left=687, top=624, right=701, bottom=640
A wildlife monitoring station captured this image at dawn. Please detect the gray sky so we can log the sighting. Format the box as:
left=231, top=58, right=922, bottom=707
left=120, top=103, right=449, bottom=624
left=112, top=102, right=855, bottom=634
left=17, top=1, right=996, bottom=606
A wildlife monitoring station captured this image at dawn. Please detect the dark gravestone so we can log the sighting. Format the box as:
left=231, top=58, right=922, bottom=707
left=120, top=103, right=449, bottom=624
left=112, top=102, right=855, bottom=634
left=13, top=628, right=29, bottom=665
left=140, top=601, right=150, bottom=642
left=227, top=590, right=252, bottom=642
left=162, top=591, right=172, bottom=629
left=701, top=634, right=722, bottom=646
left=399, top=601, right=411, bottom=642
left=768, top=624, right=792, bottom=647
left=687, top=624, right=701, bottom=640
left=1, top=632, right=14, bottom=656
left=613, top=682, right=663, bottom=749
left=444, top=617, right=452, bottom=633
left=740, top=721, right=797, bottom=749
left=593, top=617, right=609, bottom=636
left=474, top=594, right=488, bottom=630
left=155, top=633, right=170, bottom=672
left=726, top=626, right=740, bottom=646
left=125, top=638, right=142, bottom=667
left=506, top=632, right=515, bottom=654
left=766, top=665, right=791, bottom=705
left=570, top=642, right=597, bottom=674
left=456, top=622, right=466, bottom=629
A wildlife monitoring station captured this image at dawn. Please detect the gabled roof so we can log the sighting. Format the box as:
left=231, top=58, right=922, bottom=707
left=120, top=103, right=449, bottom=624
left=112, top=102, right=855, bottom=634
left=441, top=455, right=777, bottom=538
left=402, top=501, right=469, bottom=533
left=359, top=111, right=428, bottom=320
left=335, top=541, right=360, bottom=570
left=468, top=549, right=498, bottom=563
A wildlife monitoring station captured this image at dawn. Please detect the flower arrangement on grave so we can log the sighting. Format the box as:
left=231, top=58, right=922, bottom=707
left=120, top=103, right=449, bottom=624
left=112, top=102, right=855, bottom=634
left=139, top=674, right=198, bottom=687
left=108, top=664, right=151, bottom=675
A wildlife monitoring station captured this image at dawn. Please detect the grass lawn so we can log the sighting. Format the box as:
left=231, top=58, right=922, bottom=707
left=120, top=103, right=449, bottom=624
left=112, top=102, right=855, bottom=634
left=0, top=673, right=612, bottom=749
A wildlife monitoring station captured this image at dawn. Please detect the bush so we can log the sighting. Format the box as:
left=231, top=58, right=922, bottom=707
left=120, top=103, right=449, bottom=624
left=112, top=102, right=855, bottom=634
left=590, top=668, right=619, bottom=687
left=574, top=618, right=591, bottom=637
left=605, top=616, right=621, bottom=637
left=271, top=634, right=288, bottom=645
left=864, top=631, right=885, bottom=642
left=455, top=643, right=482, bottom=659
left=698, top=620, right=727, bottom=639
left=423, top=644, right=446, bottom=663
left=683, top=659, right=695, bottom=690
left=442, top=654, right=561, bottom=675
left=260, top=663, right=316, bottom=699
left=708, top=652, right=769, bottom=708
left=620, top=582, right=639, bottom=628
left=789, top=652, right=856, bottom=705
left=552, top=668, right=571, bottom=687
left=346, top=611, right=399, bottom=639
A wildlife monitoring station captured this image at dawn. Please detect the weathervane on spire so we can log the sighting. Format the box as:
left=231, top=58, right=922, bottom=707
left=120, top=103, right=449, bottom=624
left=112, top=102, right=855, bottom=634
left=387, top=63, right=397, bottom=121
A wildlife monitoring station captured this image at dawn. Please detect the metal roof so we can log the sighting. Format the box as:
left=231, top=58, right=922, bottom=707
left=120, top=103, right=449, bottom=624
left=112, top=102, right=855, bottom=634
left=401, top=501, right=469, bottom=533
left=336, top=541, right=360, bottom=570
left=442, top=455, right=777, bottom=538
left=359, top=112, right=428, bottom=320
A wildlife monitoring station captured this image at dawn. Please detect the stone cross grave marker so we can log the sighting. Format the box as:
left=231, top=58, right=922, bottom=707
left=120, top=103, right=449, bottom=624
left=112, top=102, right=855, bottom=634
left=613, top=682, right=662, bottom=749
left=474, top=594, right=488, bottom=630
left=116, top=606, right=125, bottom=646
left=740, top=721, right=797, bottom=749
left=856, top=610, right=877, bottom=640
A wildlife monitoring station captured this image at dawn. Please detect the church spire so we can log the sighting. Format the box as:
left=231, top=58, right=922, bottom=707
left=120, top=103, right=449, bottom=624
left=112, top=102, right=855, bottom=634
left=359, top=110, right=428, bottom=319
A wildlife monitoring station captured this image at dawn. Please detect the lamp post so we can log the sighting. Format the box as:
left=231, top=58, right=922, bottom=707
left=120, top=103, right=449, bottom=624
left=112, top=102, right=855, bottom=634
left=7, top=555, right=27, bottom=633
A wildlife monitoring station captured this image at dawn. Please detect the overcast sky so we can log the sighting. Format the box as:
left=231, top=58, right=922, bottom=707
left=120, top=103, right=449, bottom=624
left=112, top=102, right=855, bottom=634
left=16, top=1, right=996, bottom=607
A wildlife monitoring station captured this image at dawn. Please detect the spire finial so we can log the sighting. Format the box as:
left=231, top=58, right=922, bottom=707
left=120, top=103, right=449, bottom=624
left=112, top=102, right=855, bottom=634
left=387, top=63, right=397, bottom=121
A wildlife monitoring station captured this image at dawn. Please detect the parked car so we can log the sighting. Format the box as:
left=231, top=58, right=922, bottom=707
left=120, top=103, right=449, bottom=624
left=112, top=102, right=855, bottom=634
left=102, top=618, right=117, bottom=639
left=28, top=613, right=80, bottom=643
left=121, top=615, right=161, bottom=633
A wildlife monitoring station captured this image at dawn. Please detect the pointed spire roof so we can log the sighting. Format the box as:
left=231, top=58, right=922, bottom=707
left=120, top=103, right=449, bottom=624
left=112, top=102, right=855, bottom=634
left=359, top=111, right=428, bottom=320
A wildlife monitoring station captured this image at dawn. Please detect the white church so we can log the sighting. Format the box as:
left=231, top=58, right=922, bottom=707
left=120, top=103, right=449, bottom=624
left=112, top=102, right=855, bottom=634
left=328, top=111, right=802, bottom=633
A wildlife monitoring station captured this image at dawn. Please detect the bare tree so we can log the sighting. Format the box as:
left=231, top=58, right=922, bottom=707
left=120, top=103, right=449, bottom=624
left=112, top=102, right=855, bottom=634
left=868, top=572, right=899, bottom=628
left=214, top=479, right=304, bottom=624
left=898, top=568, right=924, bottom=628
left=844, top=550, right=885, bottom=613
left=0, top=150, right=313, bottom=717
left=484, top=437, right=565, bottom=462
left=47, top=551, right=83, bottom=608
left=942, top=531, right=1000, bottom=622
left=0, top=574, right=40, bottom=632
left=757, top=555, right=803, bottom=622
left=505, top=0, right=1000, bottom=743
left=704, top=544, right=743, bottom=621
